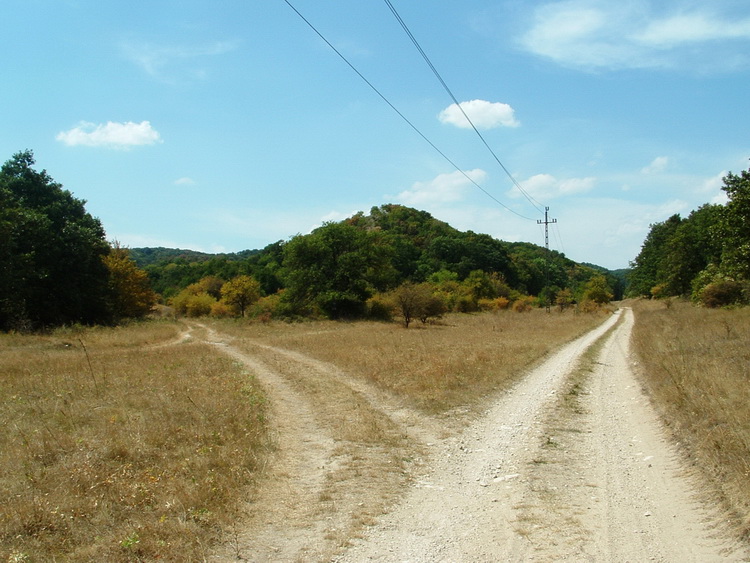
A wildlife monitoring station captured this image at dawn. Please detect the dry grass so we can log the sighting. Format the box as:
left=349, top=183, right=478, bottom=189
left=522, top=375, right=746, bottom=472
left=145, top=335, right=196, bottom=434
left=216, top=308, right=609, bottom=414
left=0, top=321, right=269, bottom=562
left=0, top=308, right=608, bottom=560
left=630, top=299, right=750, bottom=539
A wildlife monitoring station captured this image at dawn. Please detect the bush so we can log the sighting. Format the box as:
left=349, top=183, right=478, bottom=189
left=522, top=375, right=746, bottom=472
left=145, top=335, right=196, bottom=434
left=249, top=292, right=283, bottom=320
left=210, top=301, right=234, bottom=318
left=512, top=296, right=535, bottom=313
left=184, top=293, right=216, bottom=317
left=578, top=299, right=601, bottom=313
left=455, top=294, right=479, bottom=313
left=419, top=294, right=448, bottom=323
left=367, top=295, right=394, bottom=321
left=699, top=280, right=744, bottom=308
left=478, top=297, right=510, bottom=312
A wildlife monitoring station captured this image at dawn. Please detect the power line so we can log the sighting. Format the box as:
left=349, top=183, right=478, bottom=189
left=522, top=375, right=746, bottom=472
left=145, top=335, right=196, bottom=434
left=552, top=221, right=566, bottom=256
left=382, top=0, right=545, bottom=213
left=282, top=0, right=533, bottom=221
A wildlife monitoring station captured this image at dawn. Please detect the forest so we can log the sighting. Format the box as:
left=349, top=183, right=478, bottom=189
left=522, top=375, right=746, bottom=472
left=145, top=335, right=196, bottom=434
left=3, top=149, right=748, bottom=331
left=627, top=164, right=750, bottom=307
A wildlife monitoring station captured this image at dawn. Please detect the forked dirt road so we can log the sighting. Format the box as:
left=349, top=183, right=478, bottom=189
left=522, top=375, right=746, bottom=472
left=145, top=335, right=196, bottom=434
left=200, top=309, right=748, bottom=562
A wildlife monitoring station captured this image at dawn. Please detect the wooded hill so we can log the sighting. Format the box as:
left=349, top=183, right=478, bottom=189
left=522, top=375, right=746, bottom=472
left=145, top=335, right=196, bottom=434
left=132, top=204, right=624, bottom=319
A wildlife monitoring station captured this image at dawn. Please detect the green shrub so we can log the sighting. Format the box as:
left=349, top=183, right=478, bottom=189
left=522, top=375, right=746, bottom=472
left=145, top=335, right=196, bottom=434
left=366, top=295, right=394, bottom=321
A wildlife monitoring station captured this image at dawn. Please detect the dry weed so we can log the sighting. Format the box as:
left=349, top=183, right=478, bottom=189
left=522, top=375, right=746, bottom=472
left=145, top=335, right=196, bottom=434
left=631, top=299, right=750, bottom=539
left=0, top=321, right=269, bottom=562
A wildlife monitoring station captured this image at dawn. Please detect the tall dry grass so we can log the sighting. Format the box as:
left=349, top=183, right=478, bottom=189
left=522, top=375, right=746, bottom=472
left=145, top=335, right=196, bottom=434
left=631, top=299, right=750, bottom=538
left=0, top=321, right=269, bottom=562
left=216, top=308, right=609, bottom=414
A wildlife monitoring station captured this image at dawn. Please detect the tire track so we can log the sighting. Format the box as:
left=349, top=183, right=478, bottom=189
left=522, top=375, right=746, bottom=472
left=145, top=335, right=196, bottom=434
left=336, top=309, right=622, bottom=561
left=193, top=324, right=421, bottom=562
left=503, top=308, right=749, bottom=561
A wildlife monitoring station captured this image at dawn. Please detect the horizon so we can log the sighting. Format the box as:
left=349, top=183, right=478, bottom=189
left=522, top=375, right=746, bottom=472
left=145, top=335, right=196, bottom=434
left=3, top=1, right=749, bottom=271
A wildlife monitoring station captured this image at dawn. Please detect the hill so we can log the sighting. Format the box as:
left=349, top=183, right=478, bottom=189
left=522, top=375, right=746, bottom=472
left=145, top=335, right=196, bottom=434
left=133, top=204, right=624, bottom=304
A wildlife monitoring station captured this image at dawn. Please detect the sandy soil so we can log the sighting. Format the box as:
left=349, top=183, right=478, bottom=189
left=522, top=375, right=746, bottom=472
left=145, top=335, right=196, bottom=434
left=201, top=309, right=749, bottom=562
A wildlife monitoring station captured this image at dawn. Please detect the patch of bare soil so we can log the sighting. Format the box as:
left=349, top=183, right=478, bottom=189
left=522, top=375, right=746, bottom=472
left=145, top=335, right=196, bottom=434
left=202, top=310, right=748, bottom=562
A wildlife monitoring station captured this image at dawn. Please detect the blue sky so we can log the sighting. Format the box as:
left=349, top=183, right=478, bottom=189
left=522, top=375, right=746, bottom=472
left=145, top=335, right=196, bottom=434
left=3, top=0, right=749, bottom=270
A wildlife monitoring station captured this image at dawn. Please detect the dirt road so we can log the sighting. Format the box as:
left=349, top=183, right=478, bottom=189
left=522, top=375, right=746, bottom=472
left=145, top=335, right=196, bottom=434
left=203, top=309, right=748, bottom=562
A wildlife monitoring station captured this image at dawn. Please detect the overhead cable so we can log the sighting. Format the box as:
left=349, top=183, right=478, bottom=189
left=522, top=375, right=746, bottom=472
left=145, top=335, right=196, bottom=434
left=282, top=0, right=533, bottom=221
left=382, top=0, right=545, bottom=213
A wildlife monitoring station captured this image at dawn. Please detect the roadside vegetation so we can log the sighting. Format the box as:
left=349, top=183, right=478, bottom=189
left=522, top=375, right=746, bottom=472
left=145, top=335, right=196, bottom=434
left=631, top=299, right=750, bottom=539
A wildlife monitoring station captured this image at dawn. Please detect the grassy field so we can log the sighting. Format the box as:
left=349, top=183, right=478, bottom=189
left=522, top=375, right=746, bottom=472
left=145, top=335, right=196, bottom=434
left=212, top=308, right=609, bottom=415
left=0, top=321, right=270, bottom=562
left=0, top=308, right=608, bottom=561
left=630, top=299, right=750, bottom=539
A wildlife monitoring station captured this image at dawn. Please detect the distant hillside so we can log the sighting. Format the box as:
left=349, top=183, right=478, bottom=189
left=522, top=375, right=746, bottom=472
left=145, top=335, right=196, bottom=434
left=128, top=247, right=259, bottom=268
left=133, top=204, right=623, bottom=301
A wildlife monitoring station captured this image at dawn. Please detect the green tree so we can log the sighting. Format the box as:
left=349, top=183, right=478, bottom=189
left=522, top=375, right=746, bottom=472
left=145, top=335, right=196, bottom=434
left=628, top=215, right=683, bottom=297
left=0, top=150, right=112, bottom=330
left=281, top=221, right=395, bottom=319
left=717, top=166, right=750, bottom=280
left=582, top=274, right=613, bottom=304
left=555, top=288, right=574, bottom=311
left=221, top=275, right=261, bottom=317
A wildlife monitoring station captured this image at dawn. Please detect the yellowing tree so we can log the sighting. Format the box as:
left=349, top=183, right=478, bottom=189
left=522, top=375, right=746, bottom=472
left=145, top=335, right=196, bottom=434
left=103, top=245, right=157, bottom=320
left=582, top=274, right=613, bottom=304
left=221, top=275, right=261, bottom=317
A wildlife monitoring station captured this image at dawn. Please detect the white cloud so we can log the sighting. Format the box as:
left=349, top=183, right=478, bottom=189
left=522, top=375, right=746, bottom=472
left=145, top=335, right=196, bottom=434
left=513, top=173, right=596, bottom=200
left=56, top=121, right=162, bottom=149
left=695, top=170, right=728, bottom=204
left=121, top=40, right=238, bottom=81
left=696, top=170, right=725, bottom=193
left=438, top=100, right=520, bottom=129
left=396, top=169, right=488, bottom=206
left=174, top=177, right=196, bottom=186
left=641, top=156, right=669, bottom=174
left=519, top=1, right=750, bottom=71
left=634, top=13, right=750, bottom=47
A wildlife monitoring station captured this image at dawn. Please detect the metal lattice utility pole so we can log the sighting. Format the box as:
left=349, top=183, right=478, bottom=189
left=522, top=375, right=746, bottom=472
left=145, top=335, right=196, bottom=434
left=537, top=207, right=557, bottom=312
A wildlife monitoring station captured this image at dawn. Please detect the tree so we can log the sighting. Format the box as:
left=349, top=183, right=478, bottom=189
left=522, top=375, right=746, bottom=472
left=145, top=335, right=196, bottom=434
left=103, top=244, right=157, bottom=320
left=0, top=150, right=112, bottom=330
left=221, top=275, right=261, bottom=317
left=388, top=282, right=434, bottom=328
left=628, top=215, right=683, bottom=297
left=281, top=221, right=395, bottom=319
left=555, top=288, right=574, bottom=311
left=582, top=274, right=613, bottom=304
left=717, top=166, right=750, bottom=280
left=195, top=275, right=224, bottom=300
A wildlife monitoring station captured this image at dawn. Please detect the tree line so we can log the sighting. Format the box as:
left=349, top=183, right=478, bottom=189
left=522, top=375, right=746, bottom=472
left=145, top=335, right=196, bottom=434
left=139, top=204, right=621, bottom=323
left=628, top=164, right=750, bottom=307
left=0, top=151, right=155, bottom=331
left=2, top=150, right=624, bottom=331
